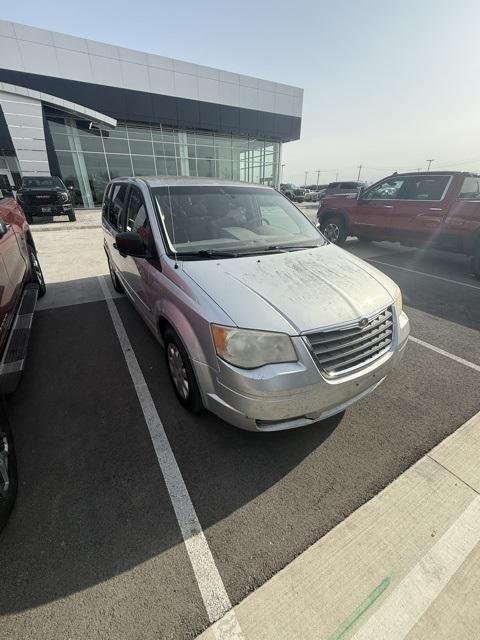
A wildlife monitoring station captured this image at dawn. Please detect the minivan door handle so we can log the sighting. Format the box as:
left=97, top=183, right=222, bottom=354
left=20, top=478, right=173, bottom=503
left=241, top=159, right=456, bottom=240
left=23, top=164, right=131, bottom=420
left=383, top=205, right=393, bottom=209
left=429, top=207, right=442, bottom=211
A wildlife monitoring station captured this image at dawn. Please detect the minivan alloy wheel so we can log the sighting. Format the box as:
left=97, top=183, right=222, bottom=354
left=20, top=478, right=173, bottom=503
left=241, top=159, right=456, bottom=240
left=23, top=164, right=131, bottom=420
left=167, top=343, right=189, bottom=400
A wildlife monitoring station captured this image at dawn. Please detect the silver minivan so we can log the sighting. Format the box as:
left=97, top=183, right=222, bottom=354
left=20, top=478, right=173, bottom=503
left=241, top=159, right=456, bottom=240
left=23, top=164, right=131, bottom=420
left=103, top=177, right=409, bottom=431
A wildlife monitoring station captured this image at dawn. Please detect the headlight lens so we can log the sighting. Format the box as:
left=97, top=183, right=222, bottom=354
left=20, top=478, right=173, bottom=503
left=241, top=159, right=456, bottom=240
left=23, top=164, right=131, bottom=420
left=211, top=325, right=297, bottom=369
left=59, top=191, right=69, bottom=202
left=394, top=288, right=403, bottom=317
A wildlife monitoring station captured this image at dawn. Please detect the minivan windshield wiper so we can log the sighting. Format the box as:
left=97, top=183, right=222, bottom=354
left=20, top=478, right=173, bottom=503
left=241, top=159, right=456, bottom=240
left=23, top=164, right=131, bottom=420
left=267, top=244, right=321, bottom=251
left=175, top=249, right=239, bottom=259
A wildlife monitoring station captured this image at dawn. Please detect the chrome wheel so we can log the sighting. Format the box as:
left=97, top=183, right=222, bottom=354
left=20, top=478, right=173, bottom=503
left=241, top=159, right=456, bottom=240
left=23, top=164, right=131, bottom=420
left=167, top=343, right=189, bottom=400
left=323, top=222, right=340, bottom=243
left=31, top=250, right=44, bottom=287
left=0, top=432, right=10, bottom=498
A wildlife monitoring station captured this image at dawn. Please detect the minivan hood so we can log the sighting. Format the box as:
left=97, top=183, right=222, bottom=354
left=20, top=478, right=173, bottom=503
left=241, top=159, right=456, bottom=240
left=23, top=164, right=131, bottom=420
left=182, top=244, right=397, bottom=334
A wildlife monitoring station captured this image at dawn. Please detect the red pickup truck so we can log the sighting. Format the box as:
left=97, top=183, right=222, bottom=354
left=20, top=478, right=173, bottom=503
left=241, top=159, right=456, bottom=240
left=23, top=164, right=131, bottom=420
left=317, top=171, right=480, bottom=279
left=0, top=187, right=46, bottom=530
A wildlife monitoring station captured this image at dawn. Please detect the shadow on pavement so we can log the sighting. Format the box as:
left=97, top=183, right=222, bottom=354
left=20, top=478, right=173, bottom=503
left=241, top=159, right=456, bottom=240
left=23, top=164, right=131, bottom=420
left=0, top=296, right=341, bottom=615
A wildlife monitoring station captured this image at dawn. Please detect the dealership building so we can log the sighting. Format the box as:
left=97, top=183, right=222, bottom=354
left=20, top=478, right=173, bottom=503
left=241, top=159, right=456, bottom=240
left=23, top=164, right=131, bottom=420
left=0, top=20, right=303, bottom=207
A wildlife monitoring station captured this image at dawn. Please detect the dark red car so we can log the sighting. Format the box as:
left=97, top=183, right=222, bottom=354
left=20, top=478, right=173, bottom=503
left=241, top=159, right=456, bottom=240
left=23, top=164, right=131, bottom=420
left=0, top=186, right=46, bottom=529
left=317, top=171, right=480, bottom=279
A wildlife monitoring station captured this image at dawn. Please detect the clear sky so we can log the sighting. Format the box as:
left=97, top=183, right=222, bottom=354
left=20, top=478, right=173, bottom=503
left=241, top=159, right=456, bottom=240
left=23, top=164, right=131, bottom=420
left=4, top=0, right=480, bottom=185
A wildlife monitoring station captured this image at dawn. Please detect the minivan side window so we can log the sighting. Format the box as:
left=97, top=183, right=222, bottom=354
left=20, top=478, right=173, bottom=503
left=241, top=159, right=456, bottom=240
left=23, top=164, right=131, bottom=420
left=107, top=184, right=128, bottom=230
left=125, top=187, right=152, bottom=248
left=458, top=176, right=480, bottom=200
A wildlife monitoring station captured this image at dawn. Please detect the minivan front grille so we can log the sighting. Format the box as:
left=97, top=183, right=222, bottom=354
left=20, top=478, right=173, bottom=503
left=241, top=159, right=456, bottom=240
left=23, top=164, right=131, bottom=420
left=305, top=307, right=393, bottom=376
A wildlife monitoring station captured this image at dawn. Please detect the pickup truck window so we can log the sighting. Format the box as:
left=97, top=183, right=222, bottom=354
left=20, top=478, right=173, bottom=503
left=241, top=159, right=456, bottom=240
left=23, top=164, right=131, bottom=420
left=364, top=178, right=406, bottom=200
left=458, top=176, right=480, bottom=200
left=365, top=175, right=450, bottom=201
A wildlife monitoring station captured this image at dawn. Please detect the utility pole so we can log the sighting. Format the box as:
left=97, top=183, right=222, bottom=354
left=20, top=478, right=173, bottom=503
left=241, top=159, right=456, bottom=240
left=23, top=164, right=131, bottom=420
left=357, top=165, right=363, bottom=181
left=315, top=169, right=321, bottom=189
left=335, top=171, right=339, bottom=181
left=426, top=159, right=434, bottom=171
left=304, top=171, right=308, bottom=188
left=280, top=164, right=285, bottom=184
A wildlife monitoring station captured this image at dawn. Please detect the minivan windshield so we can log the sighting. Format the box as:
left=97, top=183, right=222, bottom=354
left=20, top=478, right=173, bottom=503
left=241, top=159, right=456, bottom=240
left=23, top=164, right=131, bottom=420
left=21, top=176, right=65, bottom=189
left=152, top=185, right=325, bottom=256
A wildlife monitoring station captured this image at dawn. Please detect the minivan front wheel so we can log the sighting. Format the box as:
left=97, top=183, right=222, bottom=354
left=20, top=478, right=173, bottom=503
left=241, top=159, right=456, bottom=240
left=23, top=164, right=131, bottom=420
left=164, top=328, right=203, bottom=413
left=471, top=246, right=480, bottom=280
left=320, top=215, right=347, bottom=245
left=107, top=255, right=123, bottom=293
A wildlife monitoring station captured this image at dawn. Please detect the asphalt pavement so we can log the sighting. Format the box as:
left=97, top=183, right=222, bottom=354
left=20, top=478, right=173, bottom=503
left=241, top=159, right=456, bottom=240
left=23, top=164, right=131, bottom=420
left=0, top=216, right=479, bottom=639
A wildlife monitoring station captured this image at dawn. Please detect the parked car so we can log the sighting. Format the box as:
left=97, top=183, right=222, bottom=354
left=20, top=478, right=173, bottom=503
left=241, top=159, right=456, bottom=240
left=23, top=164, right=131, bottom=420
left=293, top=188, right=306, bottom=202
left=280, top=183, right=296, bottom=200
left=305, top=189, right=326, bottom=202
left=103, top=177, right=409, bottom=431
left=324, top=181, right=366, bottom=197
left=317, top=171, right=480, bottom=279
left=16, top=176, right=76, bottom=223
left=0, top=188, right=45, bottom=530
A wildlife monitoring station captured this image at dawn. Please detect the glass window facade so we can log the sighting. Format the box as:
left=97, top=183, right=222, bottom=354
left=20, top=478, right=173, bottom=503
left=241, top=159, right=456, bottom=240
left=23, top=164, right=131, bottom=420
left=45, top=114, right=281, bottom=208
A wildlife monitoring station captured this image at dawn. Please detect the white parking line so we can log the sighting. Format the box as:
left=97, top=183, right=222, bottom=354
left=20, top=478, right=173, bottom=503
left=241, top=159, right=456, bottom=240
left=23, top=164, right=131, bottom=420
left=368, top=259, right=480, bottom=290
left=98, top=276, right=244, bottom=639
left=350, top=494, right=480, bottom=640
left=410, top=336, right=480, bottom=373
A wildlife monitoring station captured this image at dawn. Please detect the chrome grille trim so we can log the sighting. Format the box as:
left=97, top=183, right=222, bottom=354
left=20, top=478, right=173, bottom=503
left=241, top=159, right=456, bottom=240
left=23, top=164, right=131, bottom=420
left=305, top=307, right=394, bottom=377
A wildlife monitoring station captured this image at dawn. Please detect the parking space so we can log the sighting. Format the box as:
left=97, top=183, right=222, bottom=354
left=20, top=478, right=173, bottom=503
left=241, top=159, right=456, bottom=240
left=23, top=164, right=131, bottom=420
left=0, top=222, right=479, bottom=639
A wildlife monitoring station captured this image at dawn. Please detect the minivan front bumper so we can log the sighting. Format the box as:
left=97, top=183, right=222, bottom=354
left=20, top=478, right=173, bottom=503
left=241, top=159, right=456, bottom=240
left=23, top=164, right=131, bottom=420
left=198, top=311, right=410, bottom=431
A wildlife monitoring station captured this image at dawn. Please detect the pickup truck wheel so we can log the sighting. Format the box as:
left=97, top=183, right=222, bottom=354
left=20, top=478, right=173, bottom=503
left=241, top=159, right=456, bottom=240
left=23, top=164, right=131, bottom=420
left=471, top=246, right=480, bottom=280
left=28, top=245, right=46, bottom=297
left=0, top=414, right=17, bottom=532
left=68, top=209, right=76, bottom=222
left=320, top=215, right=347, bottom=245
left=107, top=256, right=123, bottom=293
left=164, top=328, right=203, bottom=413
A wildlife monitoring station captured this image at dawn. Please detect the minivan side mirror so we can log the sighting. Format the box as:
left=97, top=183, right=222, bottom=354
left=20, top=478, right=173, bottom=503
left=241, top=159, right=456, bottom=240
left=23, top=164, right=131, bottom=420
left=114, top=231, right=151, bottom=258
left=357, top=186, right=365, bottom=199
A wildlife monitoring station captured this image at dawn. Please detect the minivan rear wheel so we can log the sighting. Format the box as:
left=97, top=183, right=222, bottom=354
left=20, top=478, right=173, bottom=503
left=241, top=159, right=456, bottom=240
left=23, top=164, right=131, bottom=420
left=320, top=215, right=347, bottom=245
left=164, top=328, right=203, bottom=413
left=471, top=246, right=480, bottom=280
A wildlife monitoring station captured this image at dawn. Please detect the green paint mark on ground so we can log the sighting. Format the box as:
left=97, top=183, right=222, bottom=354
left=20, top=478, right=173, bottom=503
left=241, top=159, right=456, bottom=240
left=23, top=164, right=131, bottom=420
left=327, top=576, right=391, bottom=640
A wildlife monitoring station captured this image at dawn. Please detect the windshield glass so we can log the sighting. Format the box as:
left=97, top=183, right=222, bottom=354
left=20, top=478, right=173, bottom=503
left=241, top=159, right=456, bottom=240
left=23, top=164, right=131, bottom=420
left=21, top=176, right=64, bottom=189
left=152, top=185, right=325, bottom=255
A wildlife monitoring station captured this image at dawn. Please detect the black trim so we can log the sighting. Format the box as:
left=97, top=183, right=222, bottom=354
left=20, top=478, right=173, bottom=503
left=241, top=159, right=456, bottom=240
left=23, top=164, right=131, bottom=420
left=0, top=69, right=301, bottom=142
left=42, top=104, right=60, bottom=178
left=0, top=105, right=15, bottom=155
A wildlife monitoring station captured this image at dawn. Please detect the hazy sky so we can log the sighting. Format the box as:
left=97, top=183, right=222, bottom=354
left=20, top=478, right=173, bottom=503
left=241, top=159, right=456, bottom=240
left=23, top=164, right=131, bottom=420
left=4, top=0, right=480, bottom=185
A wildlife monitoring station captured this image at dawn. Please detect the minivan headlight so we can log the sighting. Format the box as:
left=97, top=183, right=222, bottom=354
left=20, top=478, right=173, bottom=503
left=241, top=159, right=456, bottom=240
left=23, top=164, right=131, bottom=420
left=394, top=288, right=403, bottom=317
left=211, top=325, right=297, bottom=369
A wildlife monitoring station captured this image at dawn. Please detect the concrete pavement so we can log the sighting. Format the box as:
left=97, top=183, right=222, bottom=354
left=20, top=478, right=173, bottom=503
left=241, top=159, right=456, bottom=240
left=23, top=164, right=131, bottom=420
left=199, top=412, right=480, bottom=640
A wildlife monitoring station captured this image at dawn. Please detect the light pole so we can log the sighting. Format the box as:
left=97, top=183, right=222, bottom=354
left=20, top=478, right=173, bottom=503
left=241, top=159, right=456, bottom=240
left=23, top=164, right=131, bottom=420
left=304, top=171, right=309, bottom=188
left=315, top=169, right=321, bottom=189
left=335, top=171, right=339, bottom=181
left=426, top=159, right=434, bottom=171
left=357, top=164, right=363, bottom=181
left=280, top=164, right=285, bottom=184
